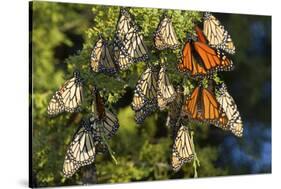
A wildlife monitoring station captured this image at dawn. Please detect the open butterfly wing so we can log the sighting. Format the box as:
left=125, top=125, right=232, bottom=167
left=195, top=26, right=207, bottom=44
left=183, top=87, right=228, bottom=127
left=194, top=42, right=233, bottom=72
left=178, top=42, right=208, bottom=78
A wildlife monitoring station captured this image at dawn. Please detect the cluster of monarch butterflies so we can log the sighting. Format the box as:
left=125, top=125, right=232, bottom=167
left=48, top=80, right=119, bottom=178
left=47, top=9, right=243, bottom=177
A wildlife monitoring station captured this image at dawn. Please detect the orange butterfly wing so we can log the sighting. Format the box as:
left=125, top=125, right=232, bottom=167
left=194, top=42, right=233, bottom=71
left=178, top=42, right=207, bottom=77
left=195, top=26, right=207, bottom=44
left=184, top=86, right=200, bottom=119
left=178, top=26, right=233, bottom=78
left=183, top=87, right=227, bottom=126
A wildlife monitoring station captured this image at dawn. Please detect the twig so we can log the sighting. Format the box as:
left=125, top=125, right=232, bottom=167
left=191, top=131, right=200, bottom=178
left=100, top=127, right=118, bottom=165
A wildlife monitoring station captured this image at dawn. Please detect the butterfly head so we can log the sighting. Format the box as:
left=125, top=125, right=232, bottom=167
left=73, top=70, right=81, bottom=79
left=120, top=8, right=129, bottom=15
left=92, top=86, right=98, bottom=96
left=81, top=118, right=92, bottom=132
left=176, top=85, right=184, bottom=93
left=203, top=12, right=212, bottom=20
left=216, top=82, right=228, bottom=94
left=97, top=33, right=105, bottom=42
left=161, top=12, right=171, bottom=21
left=186, top=33, right=197, bottom=42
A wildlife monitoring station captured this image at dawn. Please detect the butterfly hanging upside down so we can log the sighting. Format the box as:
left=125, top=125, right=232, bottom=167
left=63, top=118, right=97, bottom=178
left=90, top=35, right=118, bottom=74
left=131, top=66, right=159, bottom=124
left=62, top=87, right=120, bottom=178
left=90, top=87, right=119, bottom=142
left=47, top=71, right=83, bottom=117
left=131, top=64, right=176, bottom=124
left=215, top=83, right=243, bottom=137
left=114, top=8, right=149, bottom=70
left=203, top=12, right=236, bottom=55
left=171, top=123, right=194, bottom=171
left=178, top=26, right=233, bottom=79
left=153, top=14, right=180, bottom=50
left=182, top=84, right=228, bottom=128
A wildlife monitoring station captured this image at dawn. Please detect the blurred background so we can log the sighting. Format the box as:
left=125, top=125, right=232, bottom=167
left=30, top=1, right=271, bottom=187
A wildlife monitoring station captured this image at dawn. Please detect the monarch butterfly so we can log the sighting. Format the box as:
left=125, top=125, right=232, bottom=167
left=47, top=71, right=83, bottom=116
left=90, top=35, right=118, bottom=74
left=216, top=83, right=243, bottom=137
left=178, top=27, right=233, bottom=79
left=182, top=85, right=228, bottom=127
left=116, top=8, right=135, bottom=41
left=135, top=66, right=159, bottom=100
left=118, top=26, right=149, bottom=63
left=113, top=45, right=132, bottom=70
left=154, top=15, right=180, bottom=50
left=90, top=87, right=119, bottom=142
left=115, top=9, right=148, bottom=65
left=166, top=85, right=184, bottom=128
left=171, top=124, right=194, bottom=171
left=203, top=12, right=236, bottom=54
left=131, top=66, right=159, bottom=124
left=157, top=65, right=176, bottom=110
left=66, top=118, right=96, bottom=167
left=62, top=154, right=80, bottom=178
